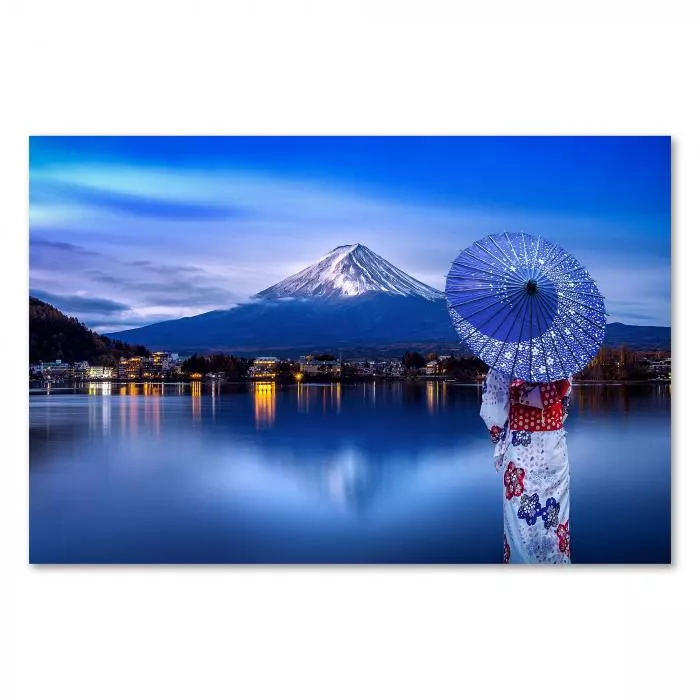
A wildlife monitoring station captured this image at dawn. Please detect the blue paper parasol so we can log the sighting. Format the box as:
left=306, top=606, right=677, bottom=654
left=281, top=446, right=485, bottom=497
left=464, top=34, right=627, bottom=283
left=445, top=232, right=607, bottom=382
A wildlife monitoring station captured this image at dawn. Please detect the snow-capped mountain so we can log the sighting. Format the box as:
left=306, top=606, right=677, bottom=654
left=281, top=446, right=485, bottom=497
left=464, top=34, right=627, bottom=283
left=108, top=244, right=457, bottom=354
left=256, top=243, right=444, bottom=301
left=107, top=243, right=668, bottom=355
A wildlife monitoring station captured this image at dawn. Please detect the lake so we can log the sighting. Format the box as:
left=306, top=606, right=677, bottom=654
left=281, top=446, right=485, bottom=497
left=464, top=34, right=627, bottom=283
left=29, top=381, right=671, bottom=564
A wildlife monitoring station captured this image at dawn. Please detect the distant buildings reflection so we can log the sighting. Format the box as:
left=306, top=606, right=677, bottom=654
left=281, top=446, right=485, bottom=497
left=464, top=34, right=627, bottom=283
left=144, top=384, right=162, bottom=437
left=297, top=382, right=310, bottom=414
left=254, top=382, right=275, bottom=428
left=192, top=381, right=202, bottom=422
left=425, top=380, right=448, bottom=415
left=572, top=383, right=670, bottom=417
left=69, top=379, right=672, bottom=446
left=426, top=381, right=436, bottom=415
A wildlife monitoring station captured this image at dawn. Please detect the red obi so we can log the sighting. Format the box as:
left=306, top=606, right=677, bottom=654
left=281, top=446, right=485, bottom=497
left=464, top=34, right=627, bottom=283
left=508, top=379, right=570, bottom=432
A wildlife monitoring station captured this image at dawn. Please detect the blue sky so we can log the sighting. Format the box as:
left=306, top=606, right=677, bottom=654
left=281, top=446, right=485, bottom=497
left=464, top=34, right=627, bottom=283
left=29, top=136, right=671, bottom=332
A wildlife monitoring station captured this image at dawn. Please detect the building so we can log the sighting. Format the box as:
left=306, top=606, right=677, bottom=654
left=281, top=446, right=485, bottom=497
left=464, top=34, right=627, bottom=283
left=299, top=356, right=341, bottom=378
left=348, top=358, right=378, bottom=376
left=118, top=357, right=143, bottom=380
left=141, top=357, right=160, bottom=379
left=387, top=359, right=404, bottom=377
left=87, top=366, right=116, bottom=380
left=248, top=357, right=280, bottom=379
left=115, top=352, right=183, bottom=380
left=164, top=353, right=184, bottom=376
left=141, top=351, right=172, bottom=379
left=649, top=357, right=671, bottom=379
left=425, top=360, right=439, bottom=375
left=32, top=360, right=75, bottom=380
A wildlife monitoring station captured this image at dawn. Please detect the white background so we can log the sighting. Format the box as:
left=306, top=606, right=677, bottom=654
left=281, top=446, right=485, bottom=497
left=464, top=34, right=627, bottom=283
left=1, top=2, right=697, bottom=699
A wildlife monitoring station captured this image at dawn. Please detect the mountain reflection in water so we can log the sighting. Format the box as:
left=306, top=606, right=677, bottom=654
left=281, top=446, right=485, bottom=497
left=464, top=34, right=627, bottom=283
left=29, top=381, right=670, bottom=564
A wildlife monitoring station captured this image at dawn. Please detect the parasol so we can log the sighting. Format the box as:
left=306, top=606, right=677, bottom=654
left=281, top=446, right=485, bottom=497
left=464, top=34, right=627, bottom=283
left=445, top=231, right=606, bottom=382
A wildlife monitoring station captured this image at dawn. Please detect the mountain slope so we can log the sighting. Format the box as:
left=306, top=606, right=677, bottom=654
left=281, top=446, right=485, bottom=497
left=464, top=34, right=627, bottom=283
left=256, top=243, right=444, bottom=301
left=30, top=296, right=149, bottom=363
left=107, top=294, right=456, bottom=355
left=604, top=322, right=671, bottom=350
left=106, top=244, right=671, bottom=355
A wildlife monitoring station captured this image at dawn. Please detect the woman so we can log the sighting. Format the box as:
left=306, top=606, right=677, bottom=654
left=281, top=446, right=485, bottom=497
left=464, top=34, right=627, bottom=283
left=480, top=368, right=573, bottom=564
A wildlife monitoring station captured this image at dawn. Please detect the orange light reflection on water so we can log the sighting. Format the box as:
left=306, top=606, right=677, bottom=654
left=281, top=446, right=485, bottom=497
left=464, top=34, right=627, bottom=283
left=426, top=381, right=436, bottom=415
left=143, top=383, right=162, bottom=437
left=191, top=381, right=202, bottom=422
left=254, top=382, right=275, bottom=428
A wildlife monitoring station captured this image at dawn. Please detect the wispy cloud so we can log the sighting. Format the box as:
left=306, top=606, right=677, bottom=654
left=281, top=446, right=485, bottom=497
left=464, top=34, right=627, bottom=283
left=29, top=155, right=671, bottom=329
left=31, top=238, right=100, bottom=256
left=29, top=234, right=241, bottom=332
left=32, top=180, right=249, bottom=221
left=30, top=289, right=131, bottom=315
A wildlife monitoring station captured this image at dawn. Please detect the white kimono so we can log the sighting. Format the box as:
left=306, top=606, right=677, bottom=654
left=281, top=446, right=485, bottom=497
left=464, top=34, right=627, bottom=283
left=480, top=369, right=572, bottom=564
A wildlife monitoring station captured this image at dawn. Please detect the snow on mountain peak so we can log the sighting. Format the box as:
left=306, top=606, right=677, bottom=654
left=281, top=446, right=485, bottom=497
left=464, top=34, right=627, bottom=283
left=255, top=243, right=444, bottom=301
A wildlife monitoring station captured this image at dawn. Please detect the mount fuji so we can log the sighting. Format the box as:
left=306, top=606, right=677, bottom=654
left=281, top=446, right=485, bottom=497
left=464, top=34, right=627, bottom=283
left=106, top=243, right=671, bottom=355
left=256, top=244, right=444, bottom=301
left=108, top=244, right=460, bottom=355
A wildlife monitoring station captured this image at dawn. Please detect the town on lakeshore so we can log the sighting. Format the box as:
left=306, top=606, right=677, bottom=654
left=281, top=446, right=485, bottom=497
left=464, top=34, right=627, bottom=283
left=29, top=346, right=672, bottom=386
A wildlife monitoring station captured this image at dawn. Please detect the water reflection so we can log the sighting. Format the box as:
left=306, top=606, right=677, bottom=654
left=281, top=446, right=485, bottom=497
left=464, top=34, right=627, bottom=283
left=145, top=388, right=161, bottom=437
left=192, top=381, right=201, bottom=422
left=325, top=448, right=367, bottom=509
left=87, top=383, right=113, bottom=436
left=424, top=380, right=449, bottom=415
left=88, top=382, right=112, bottom=396
left=572, top=383, right=670, bottom=417
left=297, top=382, right=310, bottom=414
left=426, top=381, right=436, bottom=415
left=29, top=381, right=671, bottom=563
left=254, top=382, right=275, bottom=428
left=130, top=391, right=138, bottom=433
left=102, top=395, right=111, bottom=434
left=297, top=382, right=310, bottom=413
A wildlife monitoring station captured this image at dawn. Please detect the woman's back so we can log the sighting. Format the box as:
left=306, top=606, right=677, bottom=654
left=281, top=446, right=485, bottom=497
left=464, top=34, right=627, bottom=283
left=480, top=368, right=573, bottom=564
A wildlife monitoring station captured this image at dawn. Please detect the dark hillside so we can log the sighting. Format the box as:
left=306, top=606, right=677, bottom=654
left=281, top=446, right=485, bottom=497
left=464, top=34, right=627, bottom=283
left=30, top=296, right=148, bottom=363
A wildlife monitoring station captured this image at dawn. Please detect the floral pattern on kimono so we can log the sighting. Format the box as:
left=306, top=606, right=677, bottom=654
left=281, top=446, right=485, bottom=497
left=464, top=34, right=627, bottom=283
left=556, top=521, right=570, bottom=557
left=517, top=493, right=541, bottom=526
left=540, top=497, right=561, bottom=530
left=512, top=430, right=531, bottom=447
left=481, top=368, right=573, bottom=565
left=504, top=461, right=526, bottom=500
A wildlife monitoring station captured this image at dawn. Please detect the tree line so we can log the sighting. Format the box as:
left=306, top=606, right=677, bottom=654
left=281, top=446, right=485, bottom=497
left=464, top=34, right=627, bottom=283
left=574, top=345, right=669, bottom=381
left=29, top=296, right=149, bottom=364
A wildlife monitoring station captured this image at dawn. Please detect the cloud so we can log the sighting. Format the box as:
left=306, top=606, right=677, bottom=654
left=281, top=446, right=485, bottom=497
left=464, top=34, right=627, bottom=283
left=31, top=181, right=249, bottom=222
left=81, top=315, right=176, bottom=333
left=30, top=289, right=131, bottom=315
left=30, top=235, right=241, bottom=330
left=28, top=158, right=671, bottom=328
left=99, top=279, right=236, bottom=308
left=127, top=260, right=202, bottom=273
left=31, top=238, right=100, bottom=256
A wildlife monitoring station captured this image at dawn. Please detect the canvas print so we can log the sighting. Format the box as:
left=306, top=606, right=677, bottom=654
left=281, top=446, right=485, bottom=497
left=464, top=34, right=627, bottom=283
left=29, top=136, right=671, bottom=564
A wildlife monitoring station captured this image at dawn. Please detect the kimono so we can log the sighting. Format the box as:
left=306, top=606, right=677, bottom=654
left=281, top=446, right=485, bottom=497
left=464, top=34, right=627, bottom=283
left=480, top=369, right=573, bottom=564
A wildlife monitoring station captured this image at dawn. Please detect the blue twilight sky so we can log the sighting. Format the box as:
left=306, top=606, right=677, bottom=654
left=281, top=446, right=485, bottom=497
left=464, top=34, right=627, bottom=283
left=29, top=136, right=671, bottom=333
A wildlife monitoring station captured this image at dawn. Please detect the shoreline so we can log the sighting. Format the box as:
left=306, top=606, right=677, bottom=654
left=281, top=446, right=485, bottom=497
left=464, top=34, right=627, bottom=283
left=29, top=377, right=670, bottom=394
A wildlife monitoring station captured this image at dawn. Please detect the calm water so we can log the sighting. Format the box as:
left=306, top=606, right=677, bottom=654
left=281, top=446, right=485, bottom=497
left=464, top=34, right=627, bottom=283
left=29, top=381, right=671, bottom=564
